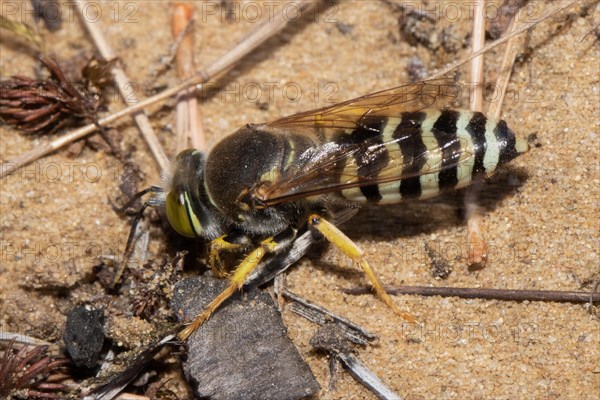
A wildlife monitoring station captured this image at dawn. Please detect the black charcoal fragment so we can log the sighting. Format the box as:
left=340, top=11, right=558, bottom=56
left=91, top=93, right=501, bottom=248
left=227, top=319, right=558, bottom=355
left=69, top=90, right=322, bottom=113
left=64, top=305, right=105, bottom=368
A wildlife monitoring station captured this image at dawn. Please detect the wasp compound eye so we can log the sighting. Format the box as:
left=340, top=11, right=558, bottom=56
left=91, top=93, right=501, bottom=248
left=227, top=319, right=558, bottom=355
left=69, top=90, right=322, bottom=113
left=166, top=190, right=202, bottom=238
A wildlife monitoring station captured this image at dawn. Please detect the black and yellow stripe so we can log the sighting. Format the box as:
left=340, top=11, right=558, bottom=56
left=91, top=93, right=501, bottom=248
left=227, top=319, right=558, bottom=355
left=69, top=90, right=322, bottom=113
left=337, top=109, right=526, bottom=204
left=334, top=115, right=391, bottom=203
left=396, top=111, right=428, bottom=199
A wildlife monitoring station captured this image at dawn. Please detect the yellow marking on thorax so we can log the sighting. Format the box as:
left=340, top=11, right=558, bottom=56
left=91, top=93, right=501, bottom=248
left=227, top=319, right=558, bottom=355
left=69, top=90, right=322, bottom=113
left=259, top=167, right=281, bottom=184
left=284, top=138, right=296, bottom=169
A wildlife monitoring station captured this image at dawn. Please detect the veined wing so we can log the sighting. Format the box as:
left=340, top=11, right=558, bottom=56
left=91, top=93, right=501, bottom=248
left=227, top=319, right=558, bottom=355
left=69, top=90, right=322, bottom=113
left=266, top=79, right=462, bottom=131
left=251, top=80, right=523, bottom=207
left=255, top=109, right=491, bottom=206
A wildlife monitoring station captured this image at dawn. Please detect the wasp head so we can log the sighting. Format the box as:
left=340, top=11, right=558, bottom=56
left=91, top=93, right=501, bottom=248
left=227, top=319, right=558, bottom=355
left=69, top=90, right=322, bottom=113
left=163, top=149, right=225, bottom=240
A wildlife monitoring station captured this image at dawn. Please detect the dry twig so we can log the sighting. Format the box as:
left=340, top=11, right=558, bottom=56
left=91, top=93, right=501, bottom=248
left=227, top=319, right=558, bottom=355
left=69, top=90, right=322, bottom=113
left=427, top=0, right=577, bottom=79
left=282, top=289, right=376, bottom=345
left=172, top=3, right=205, bottom=153
left=75, top=0, right=169, bottom=171
left=310, top=324, right=401, bottom=400
left=343, top=285, right=600, bottom=303
left=488, top=17, right=522, bottom=120
left=0, top=0, right=322, bottom=179
left=465, top=0, right=488, bottom=267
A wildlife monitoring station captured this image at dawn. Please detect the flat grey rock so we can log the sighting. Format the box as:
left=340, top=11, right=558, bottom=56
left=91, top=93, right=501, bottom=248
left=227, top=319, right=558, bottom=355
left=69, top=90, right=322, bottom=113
left=172, top=276, right=319, bottom=400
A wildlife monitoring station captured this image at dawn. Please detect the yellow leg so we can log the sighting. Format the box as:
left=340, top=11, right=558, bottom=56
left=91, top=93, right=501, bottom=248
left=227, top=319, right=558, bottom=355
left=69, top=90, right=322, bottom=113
left=208, top=235, right=244, bottom=278
left=179, top=237, right=279, bottom=340
left=308, top=214, right=416, bottom=324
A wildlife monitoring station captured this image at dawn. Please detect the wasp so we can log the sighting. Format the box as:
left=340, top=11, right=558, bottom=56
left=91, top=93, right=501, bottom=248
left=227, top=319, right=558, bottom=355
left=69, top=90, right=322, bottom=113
left=125, top=80, right=529, bottom=340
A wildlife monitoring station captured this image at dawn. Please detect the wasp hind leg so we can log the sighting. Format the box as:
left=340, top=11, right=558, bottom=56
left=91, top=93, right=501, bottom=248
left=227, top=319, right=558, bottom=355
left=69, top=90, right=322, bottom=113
left=308, top=214, right=416, bottom=324
left=179, top=228, right=296, bottom=340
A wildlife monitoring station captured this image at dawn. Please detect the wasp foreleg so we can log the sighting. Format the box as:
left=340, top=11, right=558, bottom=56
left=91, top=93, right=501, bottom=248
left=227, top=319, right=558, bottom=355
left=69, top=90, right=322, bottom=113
left=208, top=231, right=252, bottom=278
left=308, top=214, right=416, bottom=324
left=179, top=228, right=296, bottom=340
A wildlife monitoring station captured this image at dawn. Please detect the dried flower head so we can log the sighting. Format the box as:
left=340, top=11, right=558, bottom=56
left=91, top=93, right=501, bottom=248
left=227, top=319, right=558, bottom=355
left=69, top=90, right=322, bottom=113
left=0, top=339, right=69, bottom=399
left=0, top=57, right=101, bottom=134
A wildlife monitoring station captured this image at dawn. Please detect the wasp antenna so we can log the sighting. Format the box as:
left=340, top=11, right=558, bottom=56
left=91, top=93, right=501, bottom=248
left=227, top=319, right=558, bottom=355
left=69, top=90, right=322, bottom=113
left=110, top=185, right=163, bottom=214
left=113, top=200, right=153, bottom=286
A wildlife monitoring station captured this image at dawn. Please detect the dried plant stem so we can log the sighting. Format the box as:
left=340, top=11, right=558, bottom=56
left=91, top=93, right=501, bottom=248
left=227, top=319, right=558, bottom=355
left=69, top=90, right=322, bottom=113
left=75, top=0, right=169, bottom=171
left=488, top=18, right=521, bottom=120
left=337, top=352, right=402, bottom=400
left=344, top=285, right=600, bottom=304
left=428, top=0, right=577, bottom=80
left=172, top=3, right=205, bottom=153
left=470, top=1, right=486, bottom=112
left=0, top=0, right=321, bottom=179
left=466, top=0, right=488, bottom=267
left=0, top=333, right=55, bottom=349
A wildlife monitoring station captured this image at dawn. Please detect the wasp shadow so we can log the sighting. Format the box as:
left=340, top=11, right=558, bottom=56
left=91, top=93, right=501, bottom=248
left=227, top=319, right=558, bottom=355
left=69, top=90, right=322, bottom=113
left=342, top=166, right=530, bottom=240
left=308, top=166, right=530, bottom=280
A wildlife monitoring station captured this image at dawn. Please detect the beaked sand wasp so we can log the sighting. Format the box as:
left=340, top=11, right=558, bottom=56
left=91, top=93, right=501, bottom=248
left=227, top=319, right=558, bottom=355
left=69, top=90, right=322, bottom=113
left=126, top=79, right=528, bottom=340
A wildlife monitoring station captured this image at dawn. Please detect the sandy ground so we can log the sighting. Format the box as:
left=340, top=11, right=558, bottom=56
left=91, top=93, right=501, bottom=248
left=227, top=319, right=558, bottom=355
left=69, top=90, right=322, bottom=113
left=1, top=1, right=599, bottom=399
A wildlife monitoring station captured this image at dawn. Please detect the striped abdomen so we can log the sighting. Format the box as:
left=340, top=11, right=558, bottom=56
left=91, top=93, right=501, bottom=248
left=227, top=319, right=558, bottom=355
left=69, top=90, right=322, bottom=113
left=336, top=109, right=528, bottom=204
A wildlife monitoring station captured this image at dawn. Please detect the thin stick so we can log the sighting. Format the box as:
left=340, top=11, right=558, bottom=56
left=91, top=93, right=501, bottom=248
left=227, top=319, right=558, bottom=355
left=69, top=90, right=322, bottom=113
left=470, top=1, right=485, bottom=112
left=591, top=279, right=600, bottom=309
left=343, top=285, right=600, bottom=303
left=488, top=17, right=521, bottom=120
left=115, top=395, right=150, bottom=400
left=75, top=1, right=169, bottom=171
left=0, top=332, right=55, bottom=348
left=0, top=0, right=321, bottom=179
left=466, top=0, right=488, bottom=267
left=172, top=3, right=205, bottom=153
left=338, top=353, right=402, bottom=400
left=427, top=0, right=577, bottom=80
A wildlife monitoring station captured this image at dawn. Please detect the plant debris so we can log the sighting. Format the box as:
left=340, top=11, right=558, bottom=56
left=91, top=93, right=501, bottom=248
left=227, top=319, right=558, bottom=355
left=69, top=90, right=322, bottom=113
left=0, top=57, right=102, bottom=134
left=124, top=252, right=185, bottom=320
left=310, top=324, right=402, bottom=400
left=0, top=339, right=70, bottom=399
left=80, top=333, right=177, bottom=400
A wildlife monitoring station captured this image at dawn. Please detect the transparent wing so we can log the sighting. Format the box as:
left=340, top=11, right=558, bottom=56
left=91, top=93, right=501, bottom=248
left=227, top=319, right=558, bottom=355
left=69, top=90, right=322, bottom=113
left=251, top=80, right=474, bottom=206
left=266, top=79, right=461, bottom=131
left=256, top=129, right=473, bottom=205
